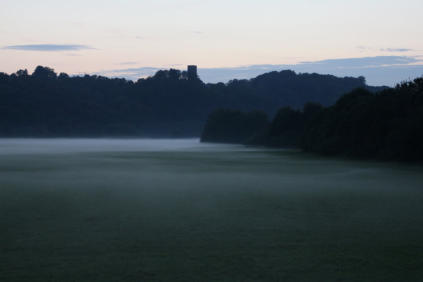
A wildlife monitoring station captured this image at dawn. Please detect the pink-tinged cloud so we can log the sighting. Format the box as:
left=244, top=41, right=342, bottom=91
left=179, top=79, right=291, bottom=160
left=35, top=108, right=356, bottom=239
left=3, top=44, right=94, bottom=52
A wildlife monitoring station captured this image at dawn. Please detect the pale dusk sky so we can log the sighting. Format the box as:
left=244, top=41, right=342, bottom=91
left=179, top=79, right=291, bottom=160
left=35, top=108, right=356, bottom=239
left=1, top=0, right=422, bottom=85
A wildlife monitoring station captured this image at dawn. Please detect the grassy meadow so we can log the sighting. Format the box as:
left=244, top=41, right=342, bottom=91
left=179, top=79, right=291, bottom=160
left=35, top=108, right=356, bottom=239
left=1, top=139, right=423, bottom=281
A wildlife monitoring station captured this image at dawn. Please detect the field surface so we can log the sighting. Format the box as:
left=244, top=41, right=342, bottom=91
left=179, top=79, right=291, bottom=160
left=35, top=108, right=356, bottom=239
left=1, top=139, right=423, bottom=281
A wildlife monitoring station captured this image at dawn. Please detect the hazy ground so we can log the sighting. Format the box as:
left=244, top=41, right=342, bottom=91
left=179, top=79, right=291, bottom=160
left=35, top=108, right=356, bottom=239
left=1, top=139, right=423, bottom=281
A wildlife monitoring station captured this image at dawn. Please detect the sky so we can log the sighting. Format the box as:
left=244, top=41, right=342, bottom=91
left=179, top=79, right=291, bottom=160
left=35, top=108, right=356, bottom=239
left=1, top=0, right=423, bottom=86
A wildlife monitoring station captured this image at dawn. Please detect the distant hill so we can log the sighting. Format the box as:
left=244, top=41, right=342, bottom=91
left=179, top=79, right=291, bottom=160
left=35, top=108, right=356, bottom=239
left=0, top=66, right=385, bottom=137
left=231, top=71, right=377, bottom=107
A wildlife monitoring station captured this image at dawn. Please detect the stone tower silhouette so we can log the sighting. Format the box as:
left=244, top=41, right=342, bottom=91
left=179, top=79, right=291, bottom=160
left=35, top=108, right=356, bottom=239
left=187, top=65, right=198, bottom=80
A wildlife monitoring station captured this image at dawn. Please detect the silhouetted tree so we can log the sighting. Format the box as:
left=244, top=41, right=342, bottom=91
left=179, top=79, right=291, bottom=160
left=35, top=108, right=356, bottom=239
left=301, top=78, right=423, bottom=160
left=0, top=65, right=381, bottom=137
left=32, top=66, right=57, bottom=79
left=201, top=77, right=423, bottom=161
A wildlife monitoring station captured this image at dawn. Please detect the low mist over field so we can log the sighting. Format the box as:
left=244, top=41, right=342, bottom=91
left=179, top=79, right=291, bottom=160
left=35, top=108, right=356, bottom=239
left=1, top=139, right=423, bottom=281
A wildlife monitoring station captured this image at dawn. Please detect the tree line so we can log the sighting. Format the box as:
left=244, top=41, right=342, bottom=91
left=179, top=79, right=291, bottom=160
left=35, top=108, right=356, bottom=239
left=201, top=77, right=423, bottom=161
left=0, top=66, right=381, bottom=137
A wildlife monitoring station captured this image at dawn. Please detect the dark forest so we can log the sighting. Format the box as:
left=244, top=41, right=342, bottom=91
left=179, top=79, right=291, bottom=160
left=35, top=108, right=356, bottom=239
left=0, top=66, right=382, bottom=137
left=201, top=77, right=423, bottom=161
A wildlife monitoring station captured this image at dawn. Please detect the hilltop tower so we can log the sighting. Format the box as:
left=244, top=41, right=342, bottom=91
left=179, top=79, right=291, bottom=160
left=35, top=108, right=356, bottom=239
left=187, top=65, right=198, bottom=80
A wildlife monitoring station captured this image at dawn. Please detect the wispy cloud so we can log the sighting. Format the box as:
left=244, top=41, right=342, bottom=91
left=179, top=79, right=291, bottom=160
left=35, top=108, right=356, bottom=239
left=117, top=61, right=139, bottom=66
left=357, top=46, right=414, bottom=53
left=3, top=44, right=94, bottom=52
left=380, top=48, right=414, bottom=52
left=357, top=45, right=372, bottom=51
left=95, top=67, right=160, bottom=80
left=300, top=56, right=418, bottom=68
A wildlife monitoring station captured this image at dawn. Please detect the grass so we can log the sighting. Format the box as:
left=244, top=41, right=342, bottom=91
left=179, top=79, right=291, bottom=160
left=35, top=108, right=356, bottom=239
left=1, top=140, right=423, bottom=281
